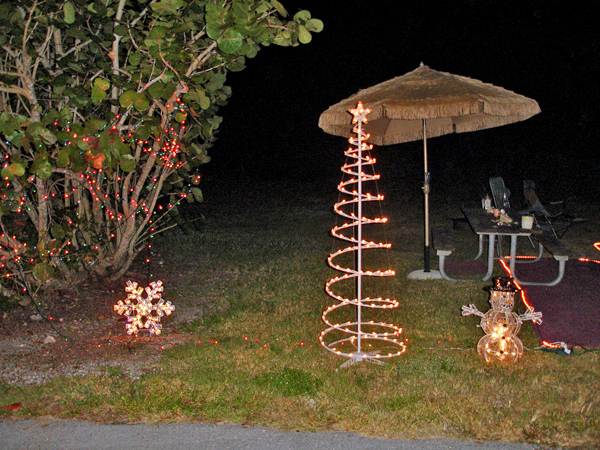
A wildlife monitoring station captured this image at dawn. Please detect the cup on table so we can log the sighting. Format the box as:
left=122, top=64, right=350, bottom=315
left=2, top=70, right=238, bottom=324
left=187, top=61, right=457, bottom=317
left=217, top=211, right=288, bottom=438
left=521, top=215, right=534, bottom=230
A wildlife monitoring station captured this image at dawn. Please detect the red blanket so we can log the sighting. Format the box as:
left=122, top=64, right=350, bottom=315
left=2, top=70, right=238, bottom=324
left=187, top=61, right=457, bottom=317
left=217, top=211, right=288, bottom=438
left=513, top=259, right=600, bottom=347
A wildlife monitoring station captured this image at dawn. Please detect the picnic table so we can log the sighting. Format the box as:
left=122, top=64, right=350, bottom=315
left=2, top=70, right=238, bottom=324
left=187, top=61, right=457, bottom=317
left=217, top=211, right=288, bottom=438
left=433, top=208, right=572, bottom=286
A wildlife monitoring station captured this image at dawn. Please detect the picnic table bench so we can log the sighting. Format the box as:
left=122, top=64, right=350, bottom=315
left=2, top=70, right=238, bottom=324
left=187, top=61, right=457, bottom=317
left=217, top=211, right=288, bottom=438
left=432, top=213, right=576, bottom=286
left=522, top=231, right=576, bottom=286
left=431, top=227, right=459, bottom=281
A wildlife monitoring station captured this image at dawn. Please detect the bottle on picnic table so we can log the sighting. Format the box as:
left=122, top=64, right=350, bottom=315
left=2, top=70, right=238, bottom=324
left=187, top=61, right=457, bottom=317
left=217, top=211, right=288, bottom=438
left=483, top=195, right=492, bottom=210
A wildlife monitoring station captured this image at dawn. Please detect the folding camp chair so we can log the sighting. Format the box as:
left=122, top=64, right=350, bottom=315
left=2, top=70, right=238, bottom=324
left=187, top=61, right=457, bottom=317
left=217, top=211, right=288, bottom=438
left=489, top=177, right=511, bottom=210
left=522, top=180, right=586, bottom=238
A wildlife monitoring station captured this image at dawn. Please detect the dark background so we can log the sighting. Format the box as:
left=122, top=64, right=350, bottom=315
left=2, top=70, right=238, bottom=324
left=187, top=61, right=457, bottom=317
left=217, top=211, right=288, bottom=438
left=203, top=1, right=599, bottom=203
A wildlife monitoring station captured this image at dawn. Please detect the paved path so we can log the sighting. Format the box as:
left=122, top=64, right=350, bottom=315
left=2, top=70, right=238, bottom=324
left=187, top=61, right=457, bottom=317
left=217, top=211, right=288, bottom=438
left=0, top=419, right=547, bottom=450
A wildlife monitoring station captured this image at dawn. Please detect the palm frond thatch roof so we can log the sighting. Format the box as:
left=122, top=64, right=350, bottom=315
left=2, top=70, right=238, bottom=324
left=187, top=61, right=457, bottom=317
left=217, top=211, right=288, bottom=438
left=318, top=65, right=541, bottom=145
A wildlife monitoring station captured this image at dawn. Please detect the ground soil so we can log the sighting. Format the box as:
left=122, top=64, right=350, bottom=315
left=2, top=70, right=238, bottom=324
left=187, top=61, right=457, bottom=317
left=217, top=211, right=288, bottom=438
left=0, top=246, right=203, bottom=386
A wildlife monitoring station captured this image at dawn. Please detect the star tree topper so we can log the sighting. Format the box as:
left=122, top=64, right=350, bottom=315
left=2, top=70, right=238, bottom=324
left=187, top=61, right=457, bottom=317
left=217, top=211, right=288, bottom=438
left=114, top=280, right=174, bottom=335
left=349, top=101, right=371, bottom=124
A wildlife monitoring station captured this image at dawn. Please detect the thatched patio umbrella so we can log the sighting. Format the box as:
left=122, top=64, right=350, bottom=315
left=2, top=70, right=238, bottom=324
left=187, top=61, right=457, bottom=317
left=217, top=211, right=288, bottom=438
left=319, top=64, right=541, bottom=279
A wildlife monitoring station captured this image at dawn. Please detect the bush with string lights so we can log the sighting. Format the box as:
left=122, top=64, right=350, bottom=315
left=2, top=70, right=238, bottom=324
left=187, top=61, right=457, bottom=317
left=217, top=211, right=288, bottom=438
left=0, top=0, right=322, bottom=300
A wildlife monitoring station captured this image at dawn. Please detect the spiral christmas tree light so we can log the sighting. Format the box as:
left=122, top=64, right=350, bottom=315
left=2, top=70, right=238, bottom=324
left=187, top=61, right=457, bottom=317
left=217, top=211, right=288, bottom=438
left=320, top=102, right=406, bottom=367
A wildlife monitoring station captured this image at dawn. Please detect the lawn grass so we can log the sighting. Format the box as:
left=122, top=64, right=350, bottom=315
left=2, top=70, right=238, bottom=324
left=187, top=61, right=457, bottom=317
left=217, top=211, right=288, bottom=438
left=1, top=177, right=599, bottom=448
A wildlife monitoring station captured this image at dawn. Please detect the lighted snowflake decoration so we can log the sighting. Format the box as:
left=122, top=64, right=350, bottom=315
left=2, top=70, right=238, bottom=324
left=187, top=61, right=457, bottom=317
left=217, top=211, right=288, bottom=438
left=114, top=280, right=174, bottom=335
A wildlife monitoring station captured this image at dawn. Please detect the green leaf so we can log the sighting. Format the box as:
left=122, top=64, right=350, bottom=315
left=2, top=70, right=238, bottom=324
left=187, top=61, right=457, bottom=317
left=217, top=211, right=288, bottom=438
left=34, top=160, right=52, bottom=179
left=160, top=72, right=175, bottom=84
left=38, top=127, right=57, bottom=145
left=25, top=122, right=43, bottom=140
left=119, top=154, right=136, bottom=172
left=150, top=0, right=185, bottom=15
left=205, top=3, right=225, bottom=19
left=270, top=0, right=288, bottom=17
left=305, top=18, right=324, bottom=33
left=148, top=82, right=167, bottom=99
left=134, top=95, right=150, bottom=112
left=114, top=25, right=128, bottom=36
left=56, top=149, right=70, bottom=167
left=50, top=225, right=66, bottom=240
left=272, top=28, right=292, bottom=46
left=293, top=10, right=311, bottom=22
left=42, top=110, right=60, bottom=126
left=244, top=42, right=260, bottom=58
left=135, top=125, right=154, bottom=141
left=92, top=85, right=107, bottom=105
left=24, top=121, right=56, bottom=145
left=55, top=131, right=71, bottom=142
left=191, top=187, right=203, bottom=202
left=94, top=77, right=110, bottom=91
left=128, top=52, right=141, bottom=66
left=190, top=142, right=212, bottom=163
left=206, top=22, right=223, bottom=40
left=227, top=57, right=246, bottom=72
left=63, top=2, right=76, bottom=24
left=205, top=72, right=226, bottom=91
left=144, top=37, right=164, bottom=47
left=67, top=62, right=85, bottom=74
left=58, top=108, right=71, bottom=127
left=1, top=167, right=13, bottom=181
left=298, top=25, right=311, bottom=44
left=149, top=26, right=168, bottom=39
left=184, top=89, right=209, bottom=108
left=8, top=162, right=25, bottom=177
left=68, top=146, right=85, bottom=172
left=119, top=90, right=138, bottom=108
left=87, top=119, right=108, bottom=131
left=33, top=263, right=55, bottom=282
left=217, top=29, right=244, bottom=54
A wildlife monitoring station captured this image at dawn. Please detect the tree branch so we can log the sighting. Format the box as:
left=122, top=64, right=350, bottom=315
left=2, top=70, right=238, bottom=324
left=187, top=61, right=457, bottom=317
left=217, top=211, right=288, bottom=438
left=110, top=0, right=128, bottom=103
left=0, top=83, right=29, bottom=97
left=185, top=41, right=218, bottom=77
left=57, top=39, right=93, bottom=60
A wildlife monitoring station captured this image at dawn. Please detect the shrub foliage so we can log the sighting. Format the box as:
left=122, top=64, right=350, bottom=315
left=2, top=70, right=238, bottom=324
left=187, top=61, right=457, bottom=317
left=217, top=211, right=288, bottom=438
left=0, top=0, right=322, bottom=298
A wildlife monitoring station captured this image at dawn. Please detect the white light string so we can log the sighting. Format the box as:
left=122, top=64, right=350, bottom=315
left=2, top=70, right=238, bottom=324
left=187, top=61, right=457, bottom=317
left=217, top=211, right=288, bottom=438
left=320, top=102, right=406, bottom=367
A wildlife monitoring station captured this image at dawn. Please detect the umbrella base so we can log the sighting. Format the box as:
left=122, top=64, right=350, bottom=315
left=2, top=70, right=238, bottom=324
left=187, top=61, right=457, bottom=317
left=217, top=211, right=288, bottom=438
left=407, top=269, right=443, bottom=280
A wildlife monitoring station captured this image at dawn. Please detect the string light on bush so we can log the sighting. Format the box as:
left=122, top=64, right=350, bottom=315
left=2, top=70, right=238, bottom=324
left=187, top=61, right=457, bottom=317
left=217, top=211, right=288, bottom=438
left=320, top=102, right=406, bottom=367
left=114, top=280, right=174, bottom=335
left=153, top=97, right=187, bottom=169
left=0, top=78, right=204, bottom=301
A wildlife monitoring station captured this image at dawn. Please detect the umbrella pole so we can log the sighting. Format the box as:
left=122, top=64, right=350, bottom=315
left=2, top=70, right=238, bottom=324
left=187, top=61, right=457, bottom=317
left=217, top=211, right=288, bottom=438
left=423, top=119, right=431, bottom=272
left=407, top=119, right=442, bottom=280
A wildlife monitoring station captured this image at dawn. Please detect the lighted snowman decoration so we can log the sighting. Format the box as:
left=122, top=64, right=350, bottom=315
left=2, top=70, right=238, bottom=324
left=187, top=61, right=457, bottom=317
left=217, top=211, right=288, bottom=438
left=462, top=277, right=542, bottom=363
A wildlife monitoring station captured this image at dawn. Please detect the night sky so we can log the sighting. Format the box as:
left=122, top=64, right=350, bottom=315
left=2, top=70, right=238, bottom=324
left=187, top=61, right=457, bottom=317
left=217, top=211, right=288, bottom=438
left=204, top=1, right=599, bottom=201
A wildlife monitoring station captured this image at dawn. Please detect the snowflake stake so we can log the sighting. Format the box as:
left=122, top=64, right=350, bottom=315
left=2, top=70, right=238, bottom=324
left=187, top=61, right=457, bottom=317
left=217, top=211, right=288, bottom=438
left=114, top=280, right=174, bottom=335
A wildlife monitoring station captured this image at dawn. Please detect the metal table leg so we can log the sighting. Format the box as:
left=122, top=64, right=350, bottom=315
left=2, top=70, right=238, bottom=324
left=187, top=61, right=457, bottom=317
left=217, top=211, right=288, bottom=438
left=483, top=234, right=495, bottom=281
